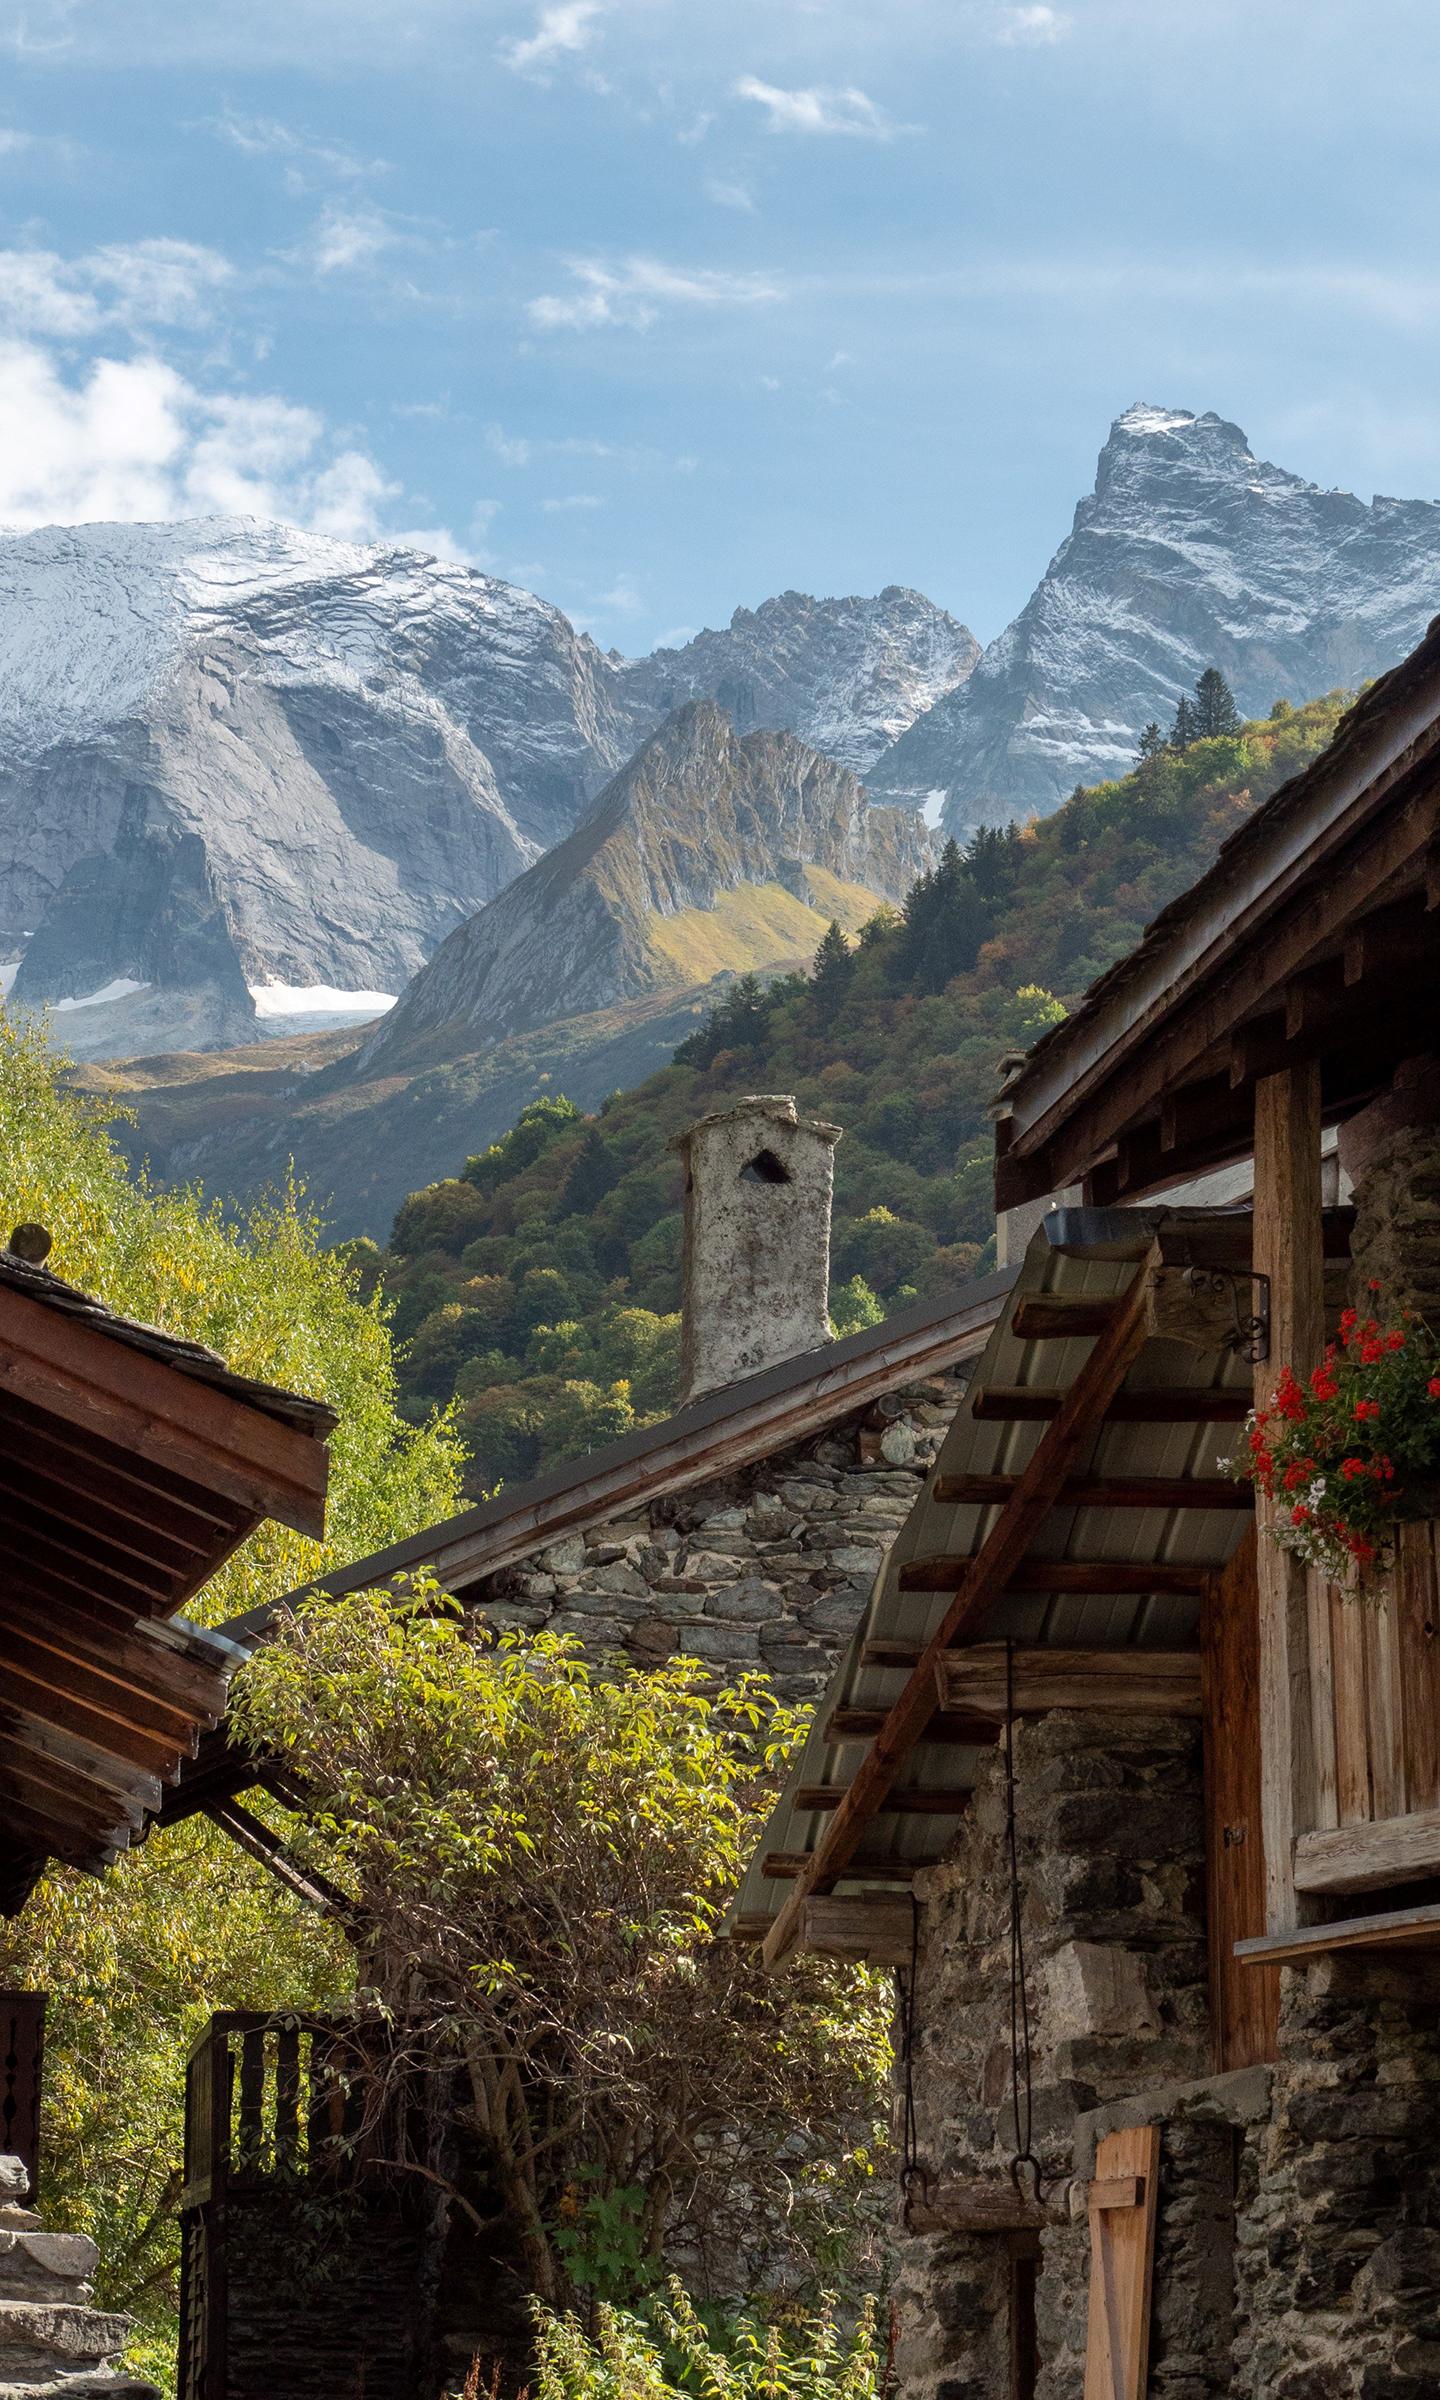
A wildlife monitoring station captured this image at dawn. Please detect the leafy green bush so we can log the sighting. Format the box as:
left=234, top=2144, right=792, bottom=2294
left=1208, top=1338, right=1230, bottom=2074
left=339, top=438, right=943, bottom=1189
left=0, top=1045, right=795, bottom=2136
left=528, top=2282, right=886, bottom=2400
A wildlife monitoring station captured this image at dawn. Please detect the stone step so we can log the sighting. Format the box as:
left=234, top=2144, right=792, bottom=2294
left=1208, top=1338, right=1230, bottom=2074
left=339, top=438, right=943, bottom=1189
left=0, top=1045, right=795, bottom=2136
left=0, top=2229, right=99, bottom=2304
left=0, top=2380, right=160, bottom=2398
left=0, top=2297, right=135, bottom=2381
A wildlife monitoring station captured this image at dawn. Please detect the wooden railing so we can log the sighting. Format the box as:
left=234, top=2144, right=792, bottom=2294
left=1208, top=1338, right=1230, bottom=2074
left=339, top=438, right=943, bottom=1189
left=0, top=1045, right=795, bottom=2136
left=178, top=2011, right=421, bottom=2400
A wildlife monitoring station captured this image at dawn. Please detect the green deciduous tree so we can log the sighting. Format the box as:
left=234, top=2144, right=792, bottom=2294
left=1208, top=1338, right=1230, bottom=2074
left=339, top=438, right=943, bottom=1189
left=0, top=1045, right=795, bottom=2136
left=0, top=1016, right=462, bottom=2385
left=231, top=1593, right=892, bottom=2312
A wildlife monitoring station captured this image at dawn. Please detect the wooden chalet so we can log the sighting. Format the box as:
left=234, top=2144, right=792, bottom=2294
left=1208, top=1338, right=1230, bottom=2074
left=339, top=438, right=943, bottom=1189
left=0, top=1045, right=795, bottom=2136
left=738, top=625, right=1440, bottom=2398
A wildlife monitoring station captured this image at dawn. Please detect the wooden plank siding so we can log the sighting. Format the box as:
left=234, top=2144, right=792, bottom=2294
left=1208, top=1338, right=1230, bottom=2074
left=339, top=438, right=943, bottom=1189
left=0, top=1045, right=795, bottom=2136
left=1202, top=1531, right=1279, bottom=2070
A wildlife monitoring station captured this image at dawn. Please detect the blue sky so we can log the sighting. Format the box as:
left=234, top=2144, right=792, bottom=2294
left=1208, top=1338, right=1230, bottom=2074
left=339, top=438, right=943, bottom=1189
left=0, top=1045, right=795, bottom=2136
left=1, top=0, right=1439, bottom=650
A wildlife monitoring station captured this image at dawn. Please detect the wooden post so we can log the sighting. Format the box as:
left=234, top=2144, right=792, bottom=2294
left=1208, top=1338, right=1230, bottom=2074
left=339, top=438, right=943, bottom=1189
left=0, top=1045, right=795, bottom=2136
left=1253, top=1063, right=1326, bottom=1933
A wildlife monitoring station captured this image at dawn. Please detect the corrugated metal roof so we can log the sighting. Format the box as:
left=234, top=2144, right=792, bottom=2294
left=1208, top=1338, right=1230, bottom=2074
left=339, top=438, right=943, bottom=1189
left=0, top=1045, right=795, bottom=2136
left=732, top=1206, right=1257, bottom=1942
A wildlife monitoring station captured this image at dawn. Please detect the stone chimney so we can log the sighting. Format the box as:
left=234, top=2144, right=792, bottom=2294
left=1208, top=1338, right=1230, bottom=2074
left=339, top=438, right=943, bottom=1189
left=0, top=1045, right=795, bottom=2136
left=671, top=1095, right=841, bottom=1404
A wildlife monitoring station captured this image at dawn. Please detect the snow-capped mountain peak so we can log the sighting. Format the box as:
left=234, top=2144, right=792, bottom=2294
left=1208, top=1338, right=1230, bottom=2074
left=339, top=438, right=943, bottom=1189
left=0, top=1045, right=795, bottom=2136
left=868, top=401, right=1440, bottom=831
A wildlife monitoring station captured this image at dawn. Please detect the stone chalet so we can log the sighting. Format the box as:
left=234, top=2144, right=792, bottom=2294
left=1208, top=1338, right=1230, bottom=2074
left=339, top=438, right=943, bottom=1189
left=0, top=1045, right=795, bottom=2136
left=737, top=618, right=1440, bottom=2397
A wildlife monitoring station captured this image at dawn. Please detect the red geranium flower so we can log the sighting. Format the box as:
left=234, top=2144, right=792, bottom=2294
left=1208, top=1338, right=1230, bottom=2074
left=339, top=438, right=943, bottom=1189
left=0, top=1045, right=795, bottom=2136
left=1355, top=1399, right=1381, bottom=1422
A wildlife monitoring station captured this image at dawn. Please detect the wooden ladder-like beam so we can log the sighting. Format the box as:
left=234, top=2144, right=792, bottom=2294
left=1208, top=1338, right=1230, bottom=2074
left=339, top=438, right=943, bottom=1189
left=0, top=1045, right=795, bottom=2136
left=761, top=1247, right=1161, bottom=1968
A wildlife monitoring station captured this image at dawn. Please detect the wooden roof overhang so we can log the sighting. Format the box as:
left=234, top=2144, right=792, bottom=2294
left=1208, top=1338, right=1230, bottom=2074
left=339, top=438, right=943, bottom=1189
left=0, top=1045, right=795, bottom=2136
left=0, top=1252, right=336, bottom=1914
left=162, top=1270, right=1019, bottom=1827
left=732, top=1206, right=1352, bottom=1967
left=994, top=619, right=1440, bottom=1211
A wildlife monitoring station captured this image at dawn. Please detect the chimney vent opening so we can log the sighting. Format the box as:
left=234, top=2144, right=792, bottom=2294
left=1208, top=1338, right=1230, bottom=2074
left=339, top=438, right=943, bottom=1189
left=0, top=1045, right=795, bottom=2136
left=740, top=1148, right=791, bottom=1186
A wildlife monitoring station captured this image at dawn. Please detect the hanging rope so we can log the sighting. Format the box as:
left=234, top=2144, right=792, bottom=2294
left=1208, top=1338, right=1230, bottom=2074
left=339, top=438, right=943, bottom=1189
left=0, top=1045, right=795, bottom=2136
left=896, top=1893, right=933, bottom=2224
left=1004, top=1634, right=1047, bottom=2206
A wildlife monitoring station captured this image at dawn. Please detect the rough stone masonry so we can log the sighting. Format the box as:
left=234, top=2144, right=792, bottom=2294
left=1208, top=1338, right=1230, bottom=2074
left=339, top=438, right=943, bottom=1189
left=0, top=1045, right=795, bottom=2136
left=476, top=1368, right=966, bottom=1708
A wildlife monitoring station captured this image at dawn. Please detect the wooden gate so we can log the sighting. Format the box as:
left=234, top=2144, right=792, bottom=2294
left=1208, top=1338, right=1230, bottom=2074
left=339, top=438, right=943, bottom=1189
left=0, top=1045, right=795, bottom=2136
left=178, top=2012, right=431, bottom=2400
left=0, top=1991, right=45, bottom=2199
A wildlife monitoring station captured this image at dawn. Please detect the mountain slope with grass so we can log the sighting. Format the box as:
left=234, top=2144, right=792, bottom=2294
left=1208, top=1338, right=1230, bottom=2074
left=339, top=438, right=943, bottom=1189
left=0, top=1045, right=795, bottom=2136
left=354, top=699, right=932, bottom=1075
left=375, top=689, right=1350, bottom=1495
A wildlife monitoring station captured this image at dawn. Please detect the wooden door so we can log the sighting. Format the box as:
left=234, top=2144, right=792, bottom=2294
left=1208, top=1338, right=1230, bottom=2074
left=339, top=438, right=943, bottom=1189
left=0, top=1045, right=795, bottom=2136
left=1203, top=1532, right=1280, bottom=2067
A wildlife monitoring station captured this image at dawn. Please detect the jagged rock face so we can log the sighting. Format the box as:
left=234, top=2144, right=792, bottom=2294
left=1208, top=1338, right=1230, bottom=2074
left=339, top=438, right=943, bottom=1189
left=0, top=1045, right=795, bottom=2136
left=870, top=403, right=1440, bottom=832
left=0, top=526, right=966, bottom=1059
left=0, top=518, right=634, bottom=1057
left=358, top=700, right=932, bottom=1072
left=617, top=586, right=979, bottom=772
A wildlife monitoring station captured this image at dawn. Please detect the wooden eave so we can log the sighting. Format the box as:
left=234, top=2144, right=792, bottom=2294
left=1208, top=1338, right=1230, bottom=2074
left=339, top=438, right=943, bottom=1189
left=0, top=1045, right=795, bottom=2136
left=730, top=1207, right=1272, bottom=1966
left=0, top=1256, right=333, bottom=1910
left=994, top=622, right=1440, bottom=1207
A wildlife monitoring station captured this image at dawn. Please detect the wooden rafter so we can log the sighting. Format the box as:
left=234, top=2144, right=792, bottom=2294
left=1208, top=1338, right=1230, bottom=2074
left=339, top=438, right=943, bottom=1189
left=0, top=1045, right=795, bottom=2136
left=970, top=1385, right=1247, bottom=1424
left=0, top=1281, right=329, bottom=1538
left=931, top=1472, right=1247, bottom=1512
left=898, top=1556, right=1209, bottom=1596
left=761, top=1248, right=1160, bottom=1967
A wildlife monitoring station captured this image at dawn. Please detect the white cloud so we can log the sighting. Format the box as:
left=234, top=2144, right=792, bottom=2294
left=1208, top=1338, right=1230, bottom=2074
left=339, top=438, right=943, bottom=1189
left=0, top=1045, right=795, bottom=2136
left=291, top=202, right=406, bottom=276
left=540, top=492, right=604, bottom=511
left=0, top=239, right=232, bottom=337
left=705, top=175, right=756, bottom=212
left=488, top=423, right=532, bottom=466
left=995, top=5, right=1069, bottom=43
left=527, top=254, right=783, bottom=332
left=733, top=76, right=898, bottom=139
left=499, top=1, right=601, bottom=73
left=205, top=107, right=384, bottom=185
left=0, top=334, right=464, bottom=551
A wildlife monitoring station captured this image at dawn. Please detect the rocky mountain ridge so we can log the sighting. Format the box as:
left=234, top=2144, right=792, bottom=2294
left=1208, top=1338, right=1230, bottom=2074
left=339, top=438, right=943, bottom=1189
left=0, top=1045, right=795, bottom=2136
left=869, top=403, right=1440, bottom=829
left=618, top=586, right=978, bottom=772
left=356, top=699, right=931, bottom=1074
left=0, top=525, right=969, bottom=1059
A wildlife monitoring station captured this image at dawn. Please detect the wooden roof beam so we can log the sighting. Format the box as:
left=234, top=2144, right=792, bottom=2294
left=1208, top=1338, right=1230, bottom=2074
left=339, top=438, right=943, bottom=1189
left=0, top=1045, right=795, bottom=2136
left=931, top=1472, right=1248, bottom=1511
left=824, top=1705, right=1001, bottom=1745
left=762, top=1851, right=915, bottom=1884
left=969, top=1385, right=1247, bottom=1424
left=898, top=1556, right=1210, bottom=1597
left=795, top=1785, right=968, bottom=1815
left=933, top=1644, right=1201, bottom=1717
left=996, top=724, right=1440, bottom=1207
left=761, top=1248, right=1160, bottom=1967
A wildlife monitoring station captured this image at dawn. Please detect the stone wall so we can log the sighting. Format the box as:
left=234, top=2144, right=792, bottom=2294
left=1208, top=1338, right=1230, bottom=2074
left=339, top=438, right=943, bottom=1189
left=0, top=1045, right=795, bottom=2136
left=1233, top=1953, right=1440, bottom=2400
left=892, top=1710, right=1209, bottom=2400
left=474, top=1370, right=968, bottom=1705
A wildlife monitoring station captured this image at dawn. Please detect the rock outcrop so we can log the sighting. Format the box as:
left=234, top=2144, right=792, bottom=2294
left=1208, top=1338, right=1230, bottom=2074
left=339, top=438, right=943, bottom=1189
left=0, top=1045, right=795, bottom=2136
left=356, top=700, right=932, bottom=1074
left=870, top=402, right=1440, bottom=832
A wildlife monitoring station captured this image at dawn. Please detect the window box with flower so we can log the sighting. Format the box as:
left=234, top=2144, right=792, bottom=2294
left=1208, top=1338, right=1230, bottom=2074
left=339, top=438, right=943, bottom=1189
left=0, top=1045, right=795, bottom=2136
left=1232, top=1283, right=1440, bottom=1585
